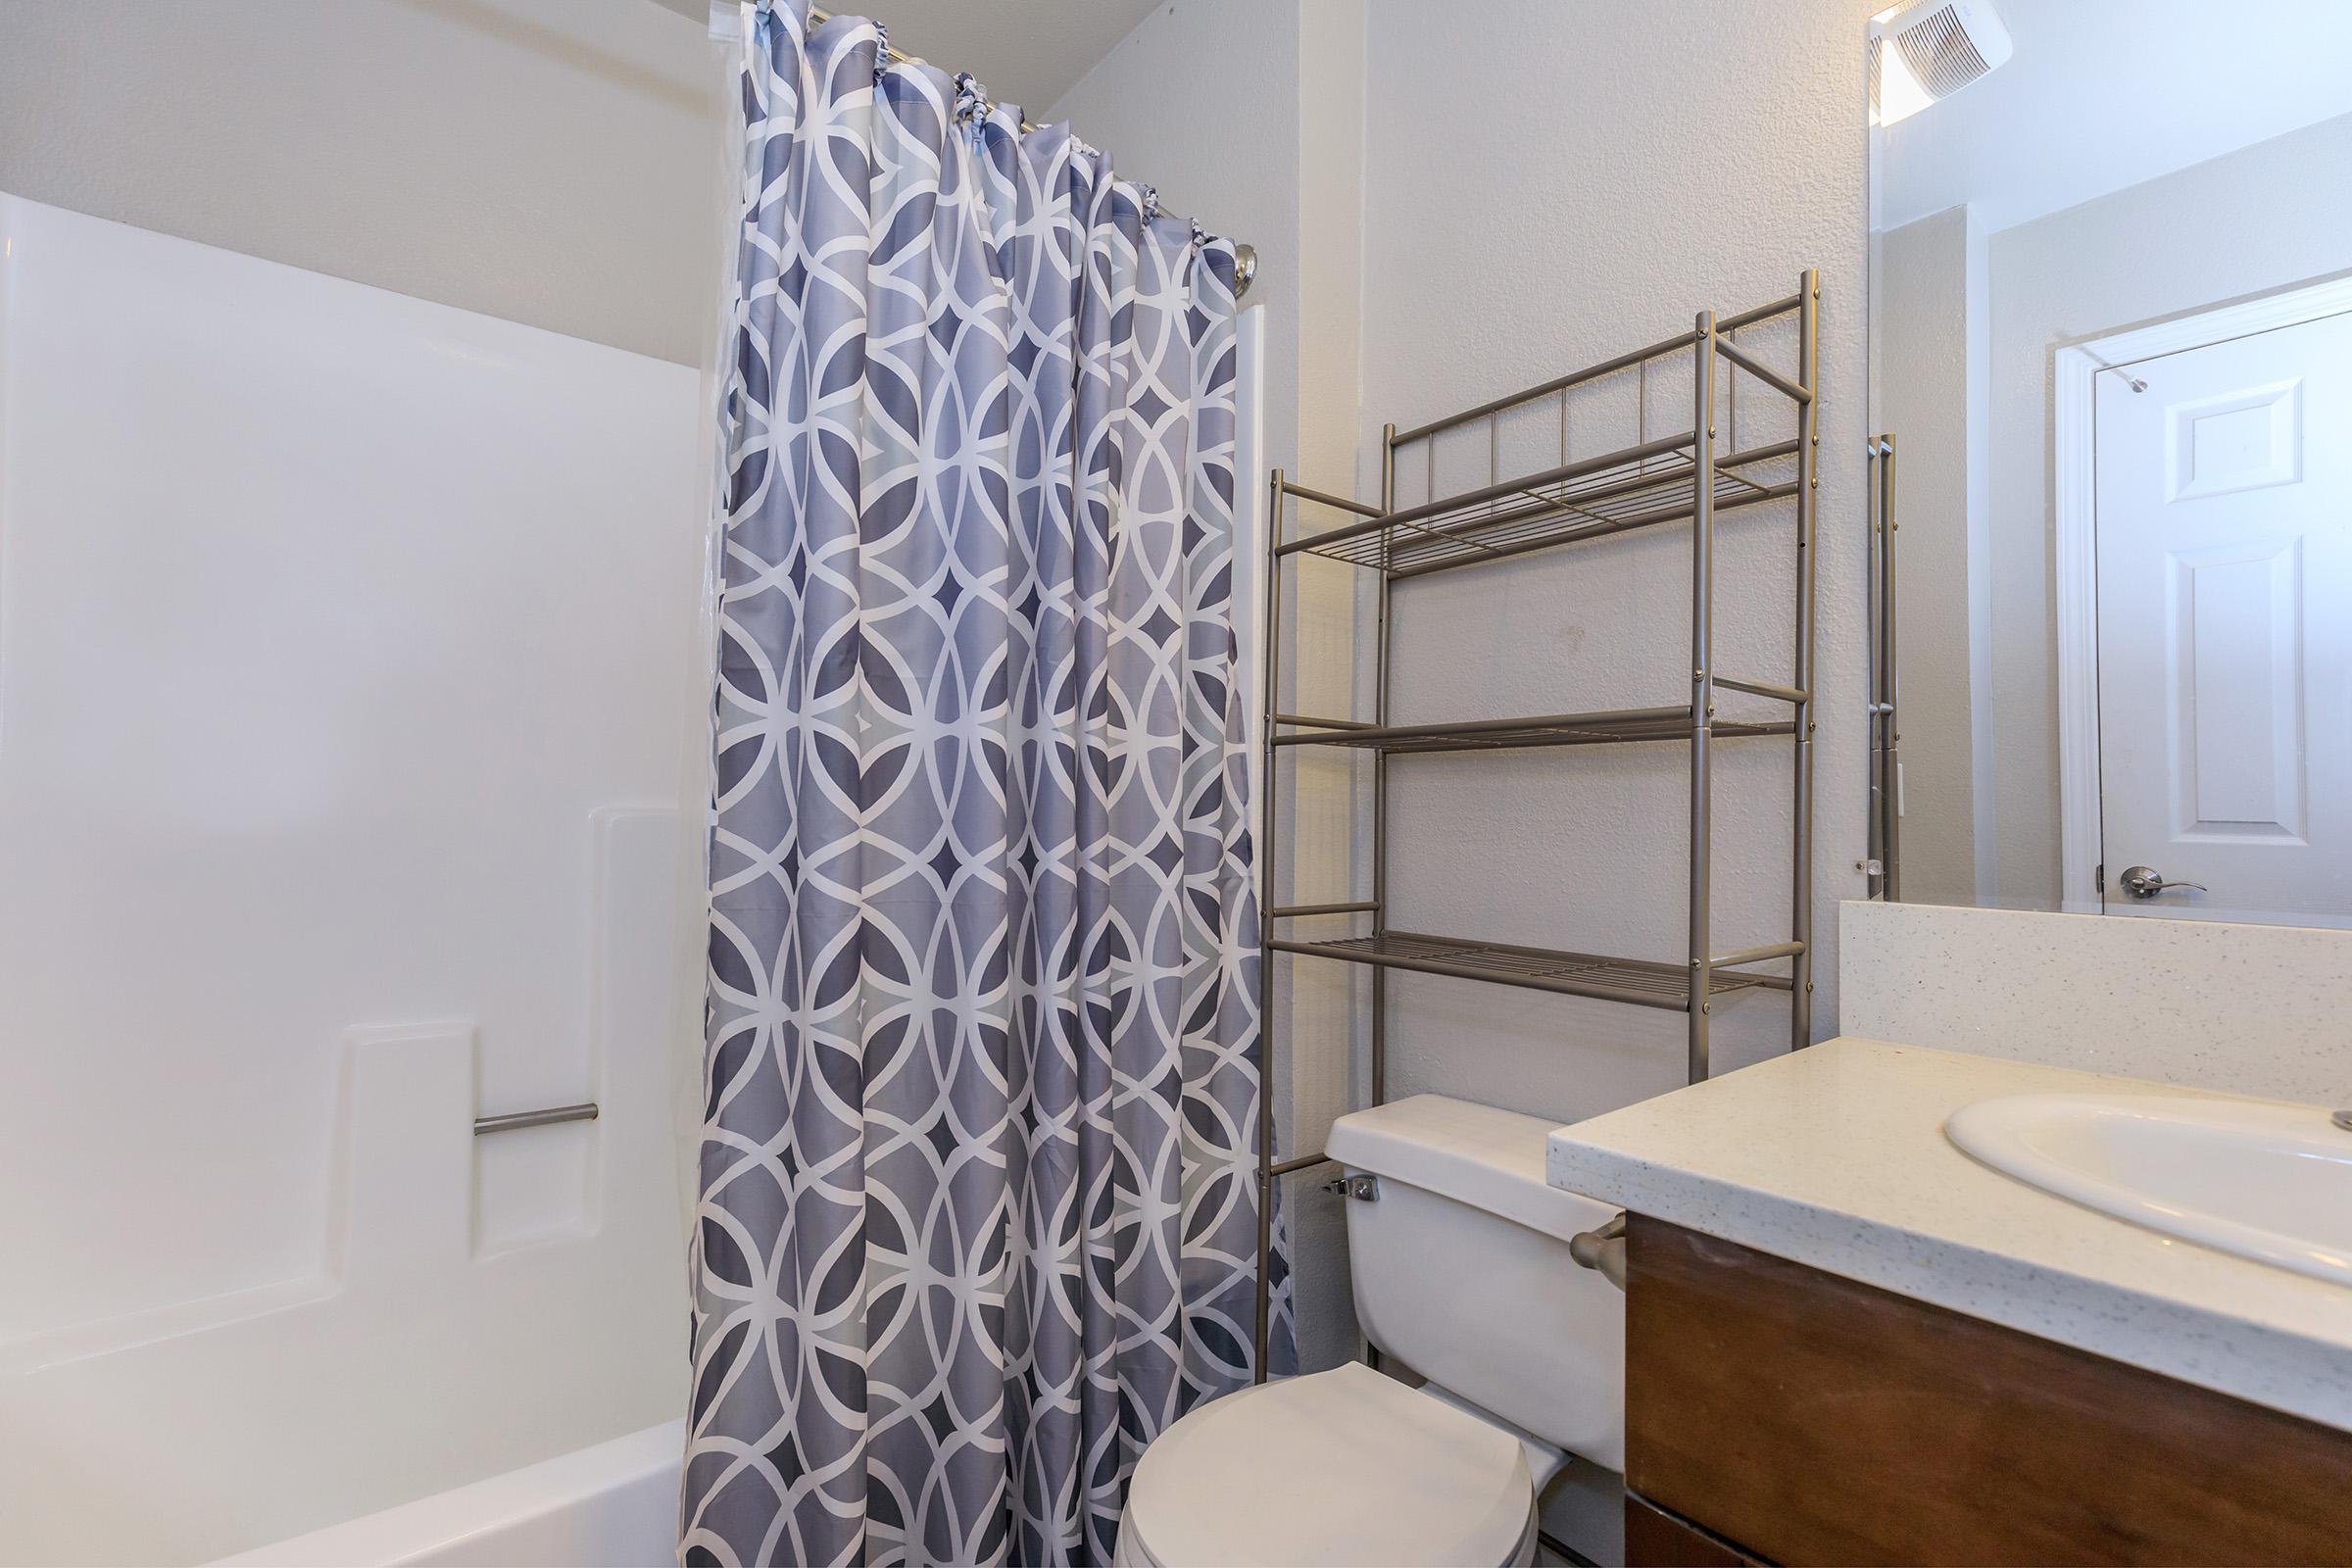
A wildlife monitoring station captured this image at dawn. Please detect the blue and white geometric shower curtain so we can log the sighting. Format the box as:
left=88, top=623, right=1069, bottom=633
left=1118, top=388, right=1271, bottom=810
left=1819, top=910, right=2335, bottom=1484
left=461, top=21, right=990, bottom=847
left=683, top=4, right=1290, bottom=1564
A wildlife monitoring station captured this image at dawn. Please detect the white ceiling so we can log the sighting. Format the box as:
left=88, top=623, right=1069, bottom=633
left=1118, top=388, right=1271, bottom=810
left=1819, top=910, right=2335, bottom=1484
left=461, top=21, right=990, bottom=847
left=1878, top=0, right=2352, bottom=233
left=645, top=0, right=1161, bottom=114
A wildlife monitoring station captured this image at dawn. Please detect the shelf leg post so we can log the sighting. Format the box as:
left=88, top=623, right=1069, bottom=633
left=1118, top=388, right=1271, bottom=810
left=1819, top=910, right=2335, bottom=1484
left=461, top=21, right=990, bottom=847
left=1363, top=426, right=1396, bottom=1376
left=1879, top=441, right=1891, bottom=898
left=1792, top=270, right=1820, bottom=1050
left=1371, top=424, right=1396, bottom=1110
left=1689, top=313, right=1717, bottom=1084
left=1255, top=466, right=1286, bottom=1386
left=1878, top=434, right=1901, bottom=904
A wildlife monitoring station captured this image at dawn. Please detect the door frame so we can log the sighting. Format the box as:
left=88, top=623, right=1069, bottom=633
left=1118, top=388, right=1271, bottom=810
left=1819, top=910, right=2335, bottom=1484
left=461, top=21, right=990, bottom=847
left=2051, top=271, right=2352, bottom=910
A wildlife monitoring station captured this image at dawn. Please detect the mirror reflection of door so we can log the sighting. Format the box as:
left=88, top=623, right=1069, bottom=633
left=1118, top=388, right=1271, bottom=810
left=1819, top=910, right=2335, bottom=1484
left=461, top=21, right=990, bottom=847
left=1866, top=0, right=2352, bottom=928
left=2091, top=305, right=2352, bottom=924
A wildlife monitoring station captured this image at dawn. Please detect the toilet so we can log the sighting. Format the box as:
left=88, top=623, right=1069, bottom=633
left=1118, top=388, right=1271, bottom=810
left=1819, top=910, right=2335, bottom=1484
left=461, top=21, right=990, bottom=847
left=1115, top=1094, right=1625, bottom=1568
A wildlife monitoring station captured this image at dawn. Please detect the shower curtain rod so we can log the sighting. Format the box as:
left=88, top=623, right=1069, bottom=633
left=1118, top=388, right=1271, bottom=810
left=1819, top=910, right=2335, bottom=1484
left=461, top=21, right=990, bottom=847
left=800, top=4, right=1258, bottom=298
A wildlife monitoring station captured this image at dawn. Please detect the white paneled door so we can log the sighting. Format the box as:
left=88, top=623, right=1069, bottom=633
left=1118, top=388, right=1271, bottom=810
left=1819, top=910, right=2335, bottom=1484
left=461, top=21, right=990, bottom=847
left=2094, top=310, right=2352, bottom=924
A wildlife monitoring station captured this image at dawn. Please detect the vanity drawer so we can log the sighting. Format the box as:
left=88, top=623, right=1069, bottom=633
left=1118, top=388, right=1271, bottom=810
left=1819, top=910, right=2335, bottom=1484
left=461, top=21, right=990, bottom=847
left=1623, top=1216, right=2352, bottom=1566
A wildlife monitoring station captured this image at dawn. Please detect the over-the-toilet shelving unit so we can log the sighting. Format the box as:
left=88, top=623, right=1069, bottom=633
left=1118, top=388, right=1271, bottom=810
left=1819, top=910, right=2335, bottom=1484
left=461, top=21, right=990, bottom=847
left=1251, top=273, right=1819, bottom=1378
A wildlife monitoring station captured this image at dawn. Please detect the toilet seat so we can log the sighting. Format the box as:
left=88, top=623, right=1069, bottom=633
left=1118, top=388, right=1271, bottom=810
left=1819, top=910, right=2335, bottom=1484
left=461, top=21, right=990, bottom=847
left=1114, top=1363, right=1537, bottom=1568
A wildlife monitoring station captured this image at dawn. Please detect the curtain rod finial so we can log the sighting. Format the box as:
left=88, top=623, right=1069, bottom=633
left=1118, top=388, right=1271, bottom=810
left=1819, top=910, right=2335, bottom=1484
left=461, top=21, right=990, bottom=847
left=1234, top=243, right=1257, bottom=300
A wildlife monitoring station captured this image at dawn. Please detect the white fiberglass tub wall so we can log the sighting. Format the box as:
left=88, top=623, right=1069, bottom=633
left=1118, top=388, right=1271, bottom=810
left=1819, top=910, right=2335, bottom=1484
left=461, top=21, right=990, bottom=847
left=0, top=194, right=703, bottom=1566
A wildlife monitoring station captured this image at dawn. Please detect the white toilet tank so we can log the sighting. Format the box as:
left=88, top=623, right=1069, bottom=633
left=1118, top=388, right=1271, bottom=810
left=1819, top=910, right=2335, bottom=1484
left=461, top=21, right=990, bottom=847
left=1323, top=1095, right=1626, bottom=1472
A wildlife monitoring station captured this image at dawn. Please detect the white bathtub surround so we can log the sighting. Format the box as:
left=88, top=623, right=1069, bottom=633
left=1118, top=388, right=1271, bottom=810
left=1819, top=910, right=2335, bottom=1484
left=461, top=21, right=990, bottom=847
left=1544, top=1040, right=2352, bottom=1433
left=0, top=196, right=703, bottom=1565
left=1840, top=899, right=2352, bottom=1103
left=218, top=1421, right=684, bottom=1568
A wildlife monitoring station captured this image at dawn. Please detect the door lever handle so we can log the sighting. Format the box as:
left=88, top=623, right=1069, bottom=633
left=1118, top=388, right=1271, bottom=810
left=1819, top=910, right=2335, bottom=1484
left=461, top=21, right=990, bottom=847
left=2118, top=865, right=2206, bottom=900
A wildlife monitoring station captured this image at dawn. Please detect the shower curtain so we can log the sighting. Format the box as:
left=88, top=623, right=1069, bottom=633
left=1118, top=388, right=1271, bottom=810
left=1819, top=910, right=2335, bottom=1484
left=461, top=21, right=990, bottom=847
left=683, top=4, right=1288, bottom=1564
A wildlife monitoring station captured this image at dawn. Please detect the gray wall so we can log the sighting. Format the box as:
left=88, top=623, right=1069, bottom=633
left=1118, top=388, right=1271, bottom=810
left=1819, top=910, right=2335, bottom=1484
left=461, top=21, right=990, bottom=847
left=1984, top=109, right=2352, bottom=905
left=0, top=0, right=725, bottom=365
left=1879, top=207, right=1982, bottom=906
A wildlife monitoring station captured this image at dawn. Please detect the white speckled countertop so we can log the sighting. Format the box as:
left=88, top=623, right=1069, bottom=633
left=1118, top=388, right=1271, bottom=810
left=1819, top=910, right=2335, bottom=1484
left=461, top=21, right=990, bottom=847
left=1544, top=1038, right=2352, bottom=1432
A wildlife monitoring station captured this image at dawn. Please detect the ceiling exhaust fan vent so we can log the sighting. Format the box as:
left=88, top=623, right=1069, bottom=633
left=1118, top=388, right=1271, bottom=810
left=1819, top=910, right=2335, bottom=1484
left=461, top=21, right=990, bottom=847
left=1869, top=0, right=2013, bottom=124
left=1901, top=5, right=1990, bottom=97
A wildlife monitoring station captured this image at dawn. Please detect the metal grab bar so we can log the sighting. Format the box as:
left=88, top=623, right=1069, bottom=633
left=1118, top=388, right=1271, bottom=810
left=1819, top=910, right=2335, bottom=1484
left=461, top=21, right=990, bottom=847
left=473, top=1102, right=599, bottom=1136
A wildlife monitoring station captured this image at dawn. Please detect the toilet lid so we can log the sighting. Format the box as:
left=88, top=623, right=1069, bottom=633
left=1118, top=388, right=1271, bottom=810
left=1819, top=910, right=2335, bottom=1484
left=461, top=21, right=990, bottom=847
left=1120, top=1363, right=1535, bottom=1568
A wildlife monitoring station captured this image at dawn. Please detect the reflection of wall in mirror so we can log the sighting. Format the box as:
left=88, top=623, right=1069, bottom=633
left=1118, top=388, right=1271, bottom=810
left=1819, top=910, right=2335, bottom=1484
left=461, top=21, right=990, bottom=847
left=1887, top=108, right=2352, bottom=907
left=1880, top=205, right=1991, bottom=906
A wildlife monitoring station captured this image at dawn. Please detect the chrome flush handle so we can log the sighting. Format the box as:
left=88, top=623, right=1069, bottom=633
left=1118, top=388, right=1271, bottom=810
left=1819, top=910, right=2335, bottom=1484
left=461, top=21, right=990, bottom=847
left=1569, top=1211, right=1629, bottom=1292
left=2117, top=865, right=2206, bottom=900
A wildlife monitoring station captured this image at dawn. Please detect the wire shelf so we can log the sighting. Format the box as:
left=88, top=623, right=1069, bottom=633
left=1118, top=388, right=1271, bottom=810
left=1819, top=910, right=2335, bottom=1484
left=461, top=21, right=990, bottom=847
left=1282, top=436, right=1800, bottom=578
left=1273, top=705, right=1792, bottom=754
left=1268, top=929, right=1782, bottom=1011
left=1247, top=275, right=1822, bottom=1383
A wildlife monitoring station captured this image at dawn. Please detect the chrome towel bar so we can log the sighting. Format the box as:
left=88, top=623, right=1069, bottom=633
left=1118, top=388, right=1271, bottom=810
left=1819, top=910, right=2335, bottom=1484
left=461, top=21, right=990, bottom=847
left=473, top=1102, right=599, bottom=1136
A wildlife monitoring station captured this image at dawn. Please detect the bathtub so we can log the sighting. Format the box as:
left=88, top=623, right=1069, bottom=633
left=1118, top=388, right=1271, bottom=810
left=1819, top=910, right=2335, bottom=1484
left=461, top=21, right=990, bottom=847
left=218, top=1421, right=684, bottom=1568
left=0, top=800, right=693, bottom=1564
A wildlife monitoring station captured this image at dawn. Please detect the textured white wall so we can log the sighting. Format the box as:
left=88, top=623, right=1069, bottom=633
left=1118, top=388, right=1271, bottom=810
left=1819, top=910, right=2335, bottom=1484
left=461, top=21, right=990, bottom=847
left=1050, top=2, right=1306, bottom=481
left=1349, top=17, right=1874, bottom=1552
left=0, top=0, right=724, bottom=365
left=1343, top=20, right=1881, bottom=1537
left=1055, top=0, right=1886, bottom=1447
left=1983, top=109, right=2352, bottom=906
left=1357, top=0, right=1877, bottom=1129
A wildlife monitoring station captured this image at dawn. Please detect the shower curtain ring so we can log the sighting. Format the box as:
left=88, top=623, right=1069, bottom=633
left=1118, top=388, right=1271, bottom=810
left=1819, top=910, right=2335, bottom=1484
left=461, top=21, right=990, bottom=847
left=1139, top=184, right=1160, bottom=221
left=953, top=71, right=989, bottom=134
left=871, top=24, right=889, bottom=80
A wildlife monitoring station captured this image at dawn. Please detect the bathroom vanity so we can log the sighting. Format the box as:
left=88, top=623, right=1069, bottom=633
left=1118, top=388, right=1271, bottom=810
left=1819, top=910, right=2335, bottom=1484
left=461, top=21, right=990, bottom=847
left=1547, top=1040, right=2352, bottom=1566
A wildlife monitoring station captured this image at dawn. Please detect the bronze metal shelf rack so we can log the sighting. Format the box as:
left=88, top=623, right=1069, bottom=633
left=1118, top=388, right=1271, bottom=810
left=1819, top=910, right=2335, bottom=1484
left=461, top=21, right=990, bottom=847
left=1250, top=273, right=1822, bottom=1380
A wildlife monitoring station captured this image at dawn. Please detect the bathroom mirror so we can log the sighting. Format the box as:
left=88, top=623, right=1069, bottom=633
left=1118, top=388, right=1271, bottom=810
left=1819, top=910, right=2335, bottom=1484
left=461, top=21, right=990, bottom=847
left=1866, top=0, right=2352, bottom=927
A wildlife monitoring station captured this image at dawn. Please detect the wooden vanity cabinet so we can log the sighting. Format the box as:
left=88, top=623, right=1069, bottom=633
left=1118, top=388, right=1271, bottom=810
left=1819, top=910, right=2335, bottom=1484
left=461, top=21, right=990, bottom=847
left=1619, top=1216, right=2352, bottom=1567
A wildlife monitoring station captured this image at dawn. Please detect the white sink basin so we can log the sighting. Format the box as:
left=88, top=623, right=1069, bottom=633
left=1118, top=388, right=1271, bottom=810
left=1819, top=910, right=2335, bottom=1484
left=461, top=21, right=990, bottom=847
left=1945, top=1094, right=2352, bottom=1285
